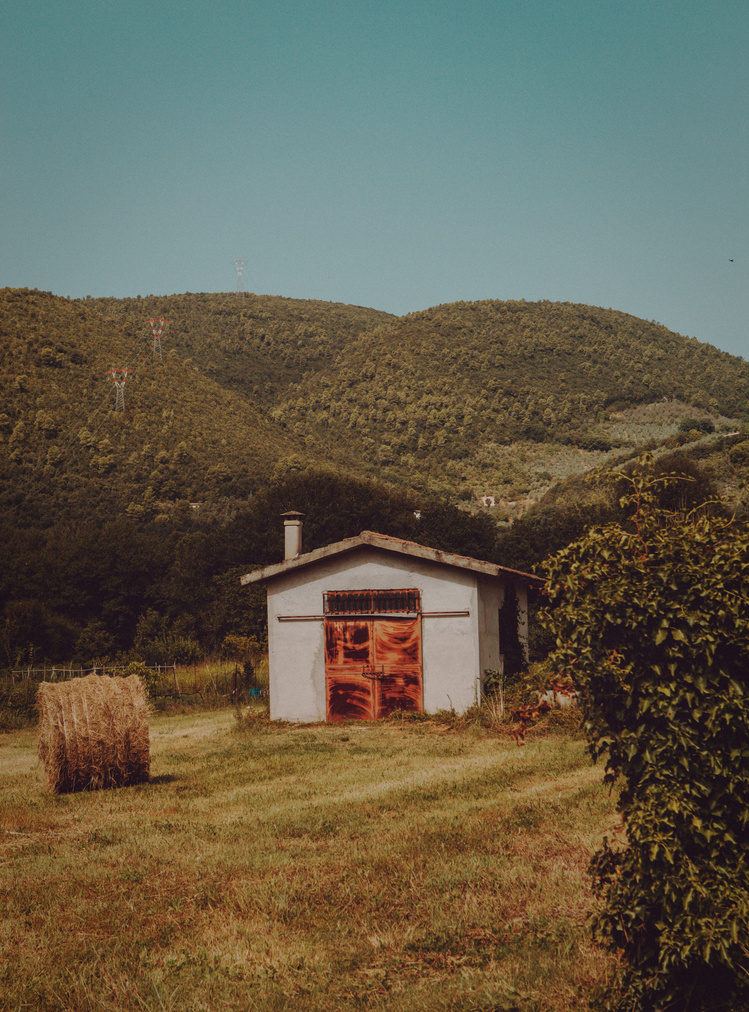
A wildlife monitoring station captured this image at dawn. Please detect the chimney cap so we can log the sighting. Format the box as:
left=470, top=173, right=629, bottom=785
left=280, top=510, right=305, bottom=520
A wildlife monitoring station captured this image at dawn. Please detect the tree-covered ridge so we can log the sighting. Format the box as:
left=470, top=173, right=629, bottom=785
left=85, top=296, right=749, bottom=476
left=2, top=288, right=748, bottom=527
left=0, top=288, right=313, bottom=525
left=86, top=291, right=394, bottom=408
left=278, top=298, right=749, bottom=451
left=270, top=299, right=749, bottom=501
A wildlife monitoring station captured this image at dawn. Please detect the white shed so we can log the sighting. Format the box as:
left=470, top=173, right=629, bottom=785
left=240, top=518, right=542, bottom=723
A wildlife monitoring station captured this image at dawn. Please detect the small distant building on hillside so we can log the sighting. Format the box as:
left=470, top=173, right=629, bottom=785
left=240, top=513, right=543, bottom=722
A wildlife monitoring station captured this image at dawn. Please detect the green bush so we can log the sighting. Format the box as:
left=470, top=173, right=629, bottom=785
left=541, top=457, right=749, bottom=1011
left=120, top=660, right=160, bottom=696
left=729, top=439, right=749, bottom=466
left=678, top=417, right=715, bottom=435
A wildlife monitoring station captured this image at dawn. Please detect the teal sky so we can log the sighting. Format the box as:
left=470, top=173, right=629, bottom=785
left=2, top=1, right=747, bottom=358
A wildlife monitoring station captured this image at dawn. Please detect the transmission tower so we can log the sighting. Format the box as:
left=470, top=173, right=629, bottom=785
left=232, top=259, right=246, bottom=295
left=146, top=318, right=169, bottom=360
left=107, top=368, right=133, bottom=411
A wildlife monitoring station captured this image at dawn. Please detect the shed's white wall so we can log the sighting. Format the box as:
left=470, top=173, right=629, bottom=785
left=265, top=547, right=487, bottom=721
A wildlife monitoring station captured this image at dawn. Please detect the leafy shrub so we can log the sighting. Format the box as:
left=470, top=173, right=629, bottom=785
left=577, top=433, right=613, bottom=452
left=221, top=634, right=262, bottom=663
left=729, top=439, right=749, bottom=466
left=121, top=660, right=159, bottom=696
left=542, top=457, right=749, bottom=1011
left=678, top=417, right=715, bottom=435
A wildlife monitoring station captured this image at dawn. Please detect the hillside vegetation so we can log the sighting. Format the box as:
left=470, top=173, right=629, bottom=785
left=90, top=293, right=749, bottom=507
left=88, top=290, right=393, bottom=410
left=2, top=288, right=748, bottom=525
left=274, top=300, right=749, bottom=498
left=1, top=285, right=392, bottom=522
left=2, top=286, right=749, bottom=666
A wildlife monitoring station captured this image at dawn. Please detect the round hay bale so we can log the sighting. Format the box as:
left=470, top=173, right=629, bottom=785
left=37, top=674, right=150, bottom=794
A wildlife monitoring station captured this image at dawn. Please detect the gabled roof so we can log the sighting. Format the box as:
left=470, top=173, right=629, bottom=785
left=239, top=530, right=543, bottom=586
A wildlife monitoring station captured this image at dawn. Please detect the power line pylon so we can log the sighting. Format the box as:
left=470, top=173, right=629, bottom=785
left=146, top=318, right=169, bottom=360
left=107, top=368, right=133, bottom=411
left=232, top=259, right=246, bottom=295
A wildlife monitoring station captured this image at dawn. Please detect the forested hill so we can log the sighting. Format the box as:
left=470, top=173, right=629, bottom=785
left=88, top=290, right=394, bottom=409
left=1, top=287, right=748, bottom=529
left=292, top=298, right=749, bottom=436
left=274, top=299, right=749, bottom=498
left=0, top=288, right=375, bottom=526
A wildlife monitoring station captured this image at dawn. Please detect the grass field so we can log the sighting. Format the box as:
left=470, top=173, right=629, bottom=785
left=0, top=708, right=619, bottom=1011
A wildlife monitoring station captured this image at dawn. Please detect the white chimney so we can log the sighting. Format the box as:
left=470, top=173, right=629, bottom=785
left=281, top=511, right=304, bottom=560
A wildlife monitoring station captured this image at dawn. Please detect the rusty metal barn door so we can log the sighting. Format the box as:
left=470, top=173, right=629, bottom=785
left=324, top=590, right=423, bottom=721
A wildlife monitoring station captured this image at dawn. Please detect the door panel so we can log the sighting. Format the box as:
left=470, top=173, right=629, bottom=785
left=327, top=676, right=374, bottom=720
left=325, top=620, right=375, bottom=720
left=325, top=620, right=370, bottom=665
left=374, top=619, right=421, bottom=665
left=325, top=616, right=423, bottom=720
left=373, top=619, right=422, bottom=716
left=377, top=666, right=422, bottom=716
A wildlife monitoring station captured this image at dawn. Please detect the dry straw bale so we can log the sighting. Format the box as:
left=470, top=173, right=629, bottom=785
left=37, top=674, right=150, bottom=794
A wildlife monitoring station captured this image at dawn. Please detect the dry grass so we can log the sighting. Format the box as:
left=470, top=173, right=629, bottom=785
left=0, top=708, right=618, bottom=1011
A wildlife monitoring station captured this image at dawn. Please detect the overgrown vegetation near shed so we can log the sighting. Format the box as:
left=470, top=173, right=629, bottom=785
left=543, top=458, right=749, bottom=1011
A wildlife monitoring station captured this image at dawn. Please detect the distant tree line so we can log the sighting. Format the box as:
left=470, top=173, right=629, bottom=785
left=0, top=468, right=496, bottom=669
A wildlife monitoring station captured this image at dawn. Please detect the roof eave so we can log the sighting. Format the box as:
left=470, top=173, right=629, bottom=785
left=239, top=531, right=544, bottom=586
